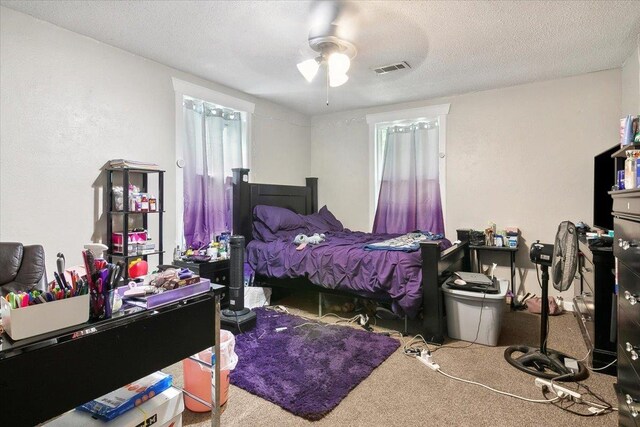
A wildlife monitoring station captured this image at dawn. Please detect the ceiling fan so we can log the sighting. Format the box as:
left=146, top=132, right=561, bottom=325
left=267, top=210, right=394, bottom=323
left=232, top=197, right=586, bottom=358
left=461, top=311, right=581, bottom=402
left=296, top=23, right=357, bottom=88
left=297, top=1, right=358, bottom=103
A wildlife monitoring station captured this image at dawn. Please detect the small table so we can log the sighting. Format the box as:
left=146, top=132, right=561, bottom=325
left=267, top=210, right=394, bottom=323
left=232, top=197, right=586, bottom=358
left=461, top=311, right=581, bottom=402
left=469, top=245, right=519, bottom=301
left=0, top=285, right=225, bottom=426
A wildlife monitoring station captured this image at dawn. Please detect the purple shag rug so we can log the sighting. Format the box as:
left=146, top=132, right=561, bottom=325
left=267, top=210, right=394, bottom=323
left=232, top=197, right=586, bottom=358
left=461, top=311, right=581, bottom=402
left=229, top=307, right=399, bottom=420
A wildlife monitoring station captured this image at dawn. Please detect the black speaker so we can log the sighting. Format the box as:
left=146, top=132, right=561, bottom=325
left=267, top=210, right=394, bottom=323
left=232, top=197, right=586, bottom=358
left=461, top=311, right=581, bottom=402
left=220, top=235, right=256, bottom=333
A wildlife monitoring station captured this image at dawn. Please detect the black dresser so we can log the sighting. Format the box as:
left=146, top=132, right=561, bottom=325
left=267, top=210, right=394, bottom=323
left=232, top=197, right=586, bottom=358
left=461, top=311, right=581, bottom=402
left=612, top=188, right=640, bottom=426
left=573, top=239, right=616, bottom=375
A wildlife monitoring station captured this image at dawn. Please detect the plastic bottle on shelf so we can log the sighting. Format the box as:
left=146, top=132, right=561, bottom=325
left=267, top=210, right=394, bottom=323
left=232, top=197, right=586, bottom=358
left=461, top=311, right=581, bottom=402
left=149, top=195, right=157, bottom=212
left=206, top=242, right=218, bottom=259
left=625, top=151, right=637, bottom=190
left=141, top=194, right=149, bottom=212
left=219, top=243, right=227, bottom=259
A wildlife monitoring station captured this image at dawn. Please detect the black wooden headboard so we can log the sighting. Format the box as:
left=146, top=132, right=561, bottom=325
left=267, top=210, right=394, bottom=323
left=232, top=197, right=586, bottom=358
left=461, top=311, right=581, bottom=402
left=232, top=168, right=318, bottom=244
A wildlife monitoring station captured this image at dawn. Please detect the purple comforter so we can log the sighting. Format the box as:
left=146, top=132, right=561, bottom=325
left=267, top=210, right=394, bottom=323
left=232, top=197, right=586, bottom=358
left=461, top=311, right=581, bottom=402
left=246, top=231, right=451, bottom=318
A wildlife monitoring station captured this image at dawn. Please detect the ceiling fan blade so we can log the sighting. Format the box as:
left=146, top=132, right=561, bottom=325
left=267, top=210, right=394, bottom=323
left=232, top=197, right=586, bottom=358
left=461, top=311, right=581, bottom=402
left=309, top=0, right=342, bottom=33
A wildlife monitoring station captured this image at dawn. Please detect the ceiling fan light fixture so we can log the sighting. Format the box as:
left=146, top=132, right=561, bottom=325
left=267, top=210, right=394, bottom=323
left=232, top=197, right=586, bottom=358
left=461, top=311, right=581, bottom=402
left=328, top=52, right=350, bottom=75
left=297, top=58, right=320, bottom=82
left=299, top=23, right=357, bottom=103
left=329, top=72, right=348, bottom=87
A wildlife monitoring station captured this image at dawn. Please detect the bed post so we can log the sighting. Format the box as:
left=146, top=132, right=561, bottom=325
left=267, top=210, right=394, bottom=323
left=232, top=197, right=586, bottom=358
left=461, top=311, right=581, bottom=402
left=421, top=242, right=445, bottom=344
left=456, top=229, right=471, bottom=271
left=306, top=177, right=318, bottom=213
left=232, top=168, right=251, bottom=242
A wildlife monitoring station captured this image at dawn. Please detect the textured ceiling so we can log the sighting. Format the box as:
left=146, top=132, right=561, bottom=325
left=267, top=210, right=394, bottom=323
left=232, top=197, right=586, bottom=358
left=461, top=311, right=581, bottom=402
left=2, top=0, right=640, bottom=115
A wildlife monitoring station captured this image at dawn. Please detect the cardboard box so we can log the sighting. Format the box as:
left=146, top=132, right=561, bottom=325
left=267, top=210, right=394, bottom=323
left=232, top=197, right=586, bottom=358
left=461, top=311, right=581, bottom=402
left=161, top=414, right=182, bottom=427
left=45, top=387, right=184, bottom=427
left=0, top=294, right=89, bottom=340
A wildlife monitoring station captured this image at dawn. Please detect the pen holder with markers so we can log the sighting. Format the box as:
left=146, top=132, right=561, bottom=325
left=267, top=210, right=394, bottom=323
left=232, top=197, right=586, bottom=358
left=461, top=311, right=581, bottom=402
left=90, top=281, right=116, bottom=320
left=83, top=251, right=125, bottom=321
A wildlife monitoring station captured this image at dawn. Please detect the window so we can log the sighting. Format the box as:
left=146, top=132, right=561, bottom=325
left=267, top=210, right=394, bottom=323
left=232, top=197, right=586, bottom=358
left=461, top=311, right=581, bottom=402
left=173, top=78, right=255, bottom=248
left=366, top=104, right=450, bottom=232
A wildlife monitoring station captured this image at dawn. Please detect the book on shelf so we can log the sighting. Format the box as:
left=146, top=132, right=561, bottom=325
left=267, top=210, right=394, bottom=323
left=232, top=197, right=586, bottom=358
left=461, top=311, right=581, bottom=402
left=109, top=159, right=160, bottom=170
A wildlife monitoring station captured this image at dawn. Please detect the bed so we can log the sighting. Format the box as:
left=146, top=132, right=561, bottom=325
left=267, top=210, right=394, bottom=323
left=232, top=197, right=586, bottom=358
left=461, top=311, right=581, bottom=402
left=232, top=168, right=470, bottom=344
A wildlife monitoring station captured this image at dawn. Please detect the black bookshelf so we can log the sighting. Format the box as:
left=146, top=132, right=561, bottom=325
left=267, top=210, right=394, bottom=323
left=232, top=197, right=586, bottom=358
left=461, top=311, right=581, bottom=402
left=106, top=167, right=165, bottom=279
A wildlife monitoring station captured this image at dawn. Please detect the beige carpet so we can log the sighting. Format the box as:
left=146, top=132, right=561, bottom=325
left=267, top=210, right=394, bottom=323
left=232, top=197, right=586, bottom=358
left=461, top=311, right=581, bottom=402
left=165, top=292, right=617, bottom=427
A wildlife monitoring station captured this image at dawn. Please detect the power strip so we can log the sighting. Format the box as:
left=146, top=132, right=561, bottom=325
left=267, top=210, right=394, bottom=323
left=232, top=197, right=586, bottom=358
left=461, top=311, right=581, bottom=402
left=416, top=352, right=440, bottom=371
left=534, top=378, right=582, bottom=402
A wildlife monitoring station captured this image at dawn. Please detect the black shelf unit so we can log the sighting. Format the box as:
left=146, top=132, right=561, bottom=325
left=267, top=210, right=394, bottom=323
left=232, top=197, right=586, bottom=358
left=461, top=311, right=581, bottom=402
left=610, top=144, right=640, bottom=193
left=611, top=142, right=640, bottom=158
left=106, top=167, right=165, bottom=279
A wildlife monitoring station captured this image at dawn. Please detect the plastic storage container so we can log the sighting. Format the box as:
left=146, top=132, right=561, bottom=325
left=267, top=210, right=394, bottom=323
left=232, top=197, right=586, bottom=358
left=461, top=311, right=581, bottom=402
left=112, top=231, right=148, bottom=254
left=183, top=329, right=238, bottom=412
left=0, top=293, right=90, bottom=340
left=442, top=278, right=508, bottom=346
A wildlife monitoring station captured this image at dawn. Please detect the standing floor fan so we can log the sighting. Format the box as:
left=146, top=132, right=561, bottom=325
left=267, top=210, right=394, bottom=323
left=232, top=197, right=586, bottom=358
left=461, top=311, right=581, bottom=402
left=504, top=221, right=588, bottom=381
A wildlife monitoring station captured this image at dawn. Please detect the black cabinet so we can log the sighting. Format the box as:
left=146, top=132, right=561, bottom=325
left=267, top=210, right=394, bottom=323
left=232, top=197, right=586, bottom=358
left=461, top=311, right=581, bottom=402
left=573, top=239, right=617, bottom=375
left=612, top=188, right=640, bottom=426
left=173, top=259, right=230, bottom=307
left=106, top=167, right=165, bottom=279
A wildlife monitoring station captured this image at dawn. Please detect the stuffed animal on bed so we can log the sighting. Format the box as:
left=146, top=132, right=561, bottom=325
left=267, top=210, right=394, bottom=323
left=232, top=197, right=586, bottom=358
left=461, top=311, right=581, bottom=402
left=294, top=233, right=326, bottom=250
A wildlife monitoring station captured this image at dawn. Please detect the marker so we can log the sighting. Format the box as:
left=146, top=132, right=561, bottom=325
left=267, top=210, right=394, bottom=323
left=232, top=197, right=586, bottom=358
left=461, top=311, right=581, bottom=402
left=54, top=272, right=66, bottom=291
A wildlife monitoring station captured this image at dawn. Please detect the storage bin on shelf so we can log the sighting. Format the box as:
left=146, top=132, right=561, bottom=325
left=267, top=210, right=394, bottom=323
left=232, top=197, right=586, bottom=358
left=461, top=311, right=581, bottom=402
left=112, top=231, right=148, bottom=254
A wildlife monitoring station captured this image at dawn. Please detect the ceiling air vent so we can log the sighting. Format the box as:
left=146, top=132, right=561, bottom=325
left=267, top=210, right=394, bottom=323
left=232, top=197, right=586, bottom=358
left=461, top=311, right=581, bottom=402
left=372, top=61, right=411, bottom=75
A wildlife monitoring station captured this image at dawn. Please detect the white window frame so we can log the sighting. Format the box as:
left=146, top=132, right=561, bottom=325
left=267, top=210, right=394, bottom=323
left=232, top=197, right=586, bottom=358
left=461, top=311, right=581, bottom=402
left=172, top=77, right=255, bottom=247
left=365, top=103, right=450, bottom=231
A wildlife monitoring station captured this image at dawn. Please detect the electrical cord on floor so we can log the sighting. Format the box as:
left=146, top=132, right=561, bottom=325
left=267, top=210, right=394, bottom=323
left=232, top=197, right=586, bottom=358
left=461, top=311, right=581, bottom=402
left=435, top=368, right=562, bottom=404
left=575, top=348, right=592, bottom=362
left=586, top=357, right=618, bottom=371
left=263, top=304, right=419, bottom=357
left=540, top=372, right=617, bottom=416
left=265, top=305, right=376, bottom=333
left=570, top=348, right=617, bottom=371
left=548, top=372, right=575, bottom=405
left=402, top=334, right=436, bottom=358
left=234, top=309, right=243, bottom=334
left=541, top=385, right=616, bottom=416
left=265, top=305, right=291, bottom=314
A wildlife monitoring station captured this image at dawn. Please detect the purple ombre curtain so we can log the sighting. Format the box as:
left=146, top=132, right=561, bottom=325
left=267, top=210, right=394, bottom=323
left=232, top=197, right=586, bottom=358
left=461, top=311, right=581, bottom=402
left=183, top=99, right=243, bottom=248
left=372, top=121, right=444, bottom=235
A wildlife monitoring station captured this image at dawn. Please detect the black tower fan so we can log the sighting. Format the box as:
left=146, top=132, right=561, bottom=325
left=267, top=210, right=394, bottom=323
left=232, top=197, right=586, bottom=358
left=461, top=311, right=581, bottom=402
left=220, top=235, right=257, bottom=333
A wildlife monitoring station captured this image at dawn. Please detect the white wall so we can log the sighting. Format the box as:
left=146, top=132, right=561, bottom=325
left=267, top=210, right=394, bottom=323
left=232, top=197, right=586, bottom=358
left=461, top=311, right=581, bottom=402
left=0, top=7, right=310, bottom=274
left=621, top=35, right=640, bottom=114
left=311, top=70, right=621, bottom=297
